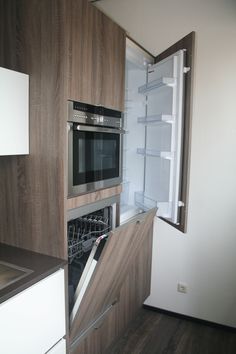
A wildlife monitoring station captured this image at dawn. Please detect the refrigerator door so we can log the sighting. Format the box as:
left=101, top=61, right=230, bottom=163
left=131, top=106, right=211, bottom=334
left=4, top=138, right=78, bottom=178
left=140, top=50, right=185, bottom=224
left=69, top=208, right=156, bottom=348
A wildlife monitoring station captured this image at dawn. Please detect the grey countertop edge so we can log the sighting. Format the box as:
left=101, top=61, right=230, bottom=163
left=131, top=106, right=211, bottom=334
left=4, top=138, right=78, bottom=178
left=0, top=243, right=67, bottom=305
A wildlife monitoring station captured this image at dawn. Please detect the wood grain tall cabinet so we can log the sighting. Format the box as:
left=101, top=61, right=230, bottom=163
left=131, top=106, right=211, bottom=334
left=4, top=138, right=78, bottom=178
left=0, top=0, right=125, bottom=259
left=68, top=0, right=125, bottom=109
left=0, top=1, right=155, bottom=353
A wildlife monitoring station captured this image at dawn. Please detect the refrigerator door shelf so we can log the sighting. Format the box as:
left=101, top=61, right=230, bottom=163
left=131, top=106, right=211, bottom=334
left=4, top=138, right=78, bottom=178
left=138, top=76, right=176, bottom=95
left=137, top=114, right=174, bottom=125
left=135, top=192, right=157, bottom=212
left=137, top=148, right=174, bottom=160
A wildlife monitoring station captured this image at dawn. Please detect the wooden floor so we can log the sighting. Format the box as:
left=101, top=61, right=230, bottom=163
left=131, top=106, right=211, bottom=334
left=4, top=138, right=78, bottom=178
left=108, top=308, right=236, bottom=354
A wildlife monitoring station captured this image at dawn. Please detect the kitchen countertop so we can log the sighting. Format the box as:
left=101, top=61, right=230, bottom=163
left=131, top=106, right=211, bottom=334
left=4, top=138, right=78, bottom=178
left=0, top=243, right=67, bottom=304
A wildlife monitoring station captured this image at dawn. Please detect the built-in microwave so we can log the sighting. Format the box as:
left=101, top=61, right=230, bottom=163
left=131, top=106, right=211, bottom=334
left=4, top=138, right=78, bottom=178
left=67, top=101, right=124, bottom=197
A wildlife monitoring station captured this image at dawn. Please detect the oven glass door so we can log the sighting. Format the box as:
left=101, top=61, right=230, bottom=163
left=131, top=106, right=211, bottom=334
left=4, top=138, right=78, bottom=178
left=72, top=127, right=121, bottom=190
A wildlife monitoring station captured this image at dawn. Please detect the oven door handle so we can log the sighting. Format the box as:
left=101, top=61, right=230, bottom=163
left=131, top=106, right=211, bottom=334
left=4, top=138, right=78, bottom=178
left=74, top=125, right=125, bottom=134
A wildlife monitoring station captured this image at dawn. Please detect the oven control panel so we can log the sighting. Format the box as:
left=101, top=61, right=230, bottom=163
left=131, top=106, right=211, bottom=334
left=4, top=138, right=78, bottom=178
left=68, top=100, right=123, bottom=129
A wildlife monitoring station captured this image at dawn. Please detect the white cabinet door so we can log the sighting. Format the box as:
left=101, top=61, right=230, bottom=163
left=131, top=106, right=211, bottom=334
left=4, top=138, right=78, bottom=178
left=0, top=67, right=29, bottom=155
left=0, top=269, right=66, bottom=354
left=47, top=339, right=66, bottom=354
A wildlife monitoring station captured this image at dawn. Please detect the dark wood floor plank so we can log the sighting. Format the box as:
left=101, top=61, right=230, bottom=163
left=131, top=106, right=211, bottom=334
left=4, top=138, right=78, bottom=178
left=108, top=308, right=236, bottom=354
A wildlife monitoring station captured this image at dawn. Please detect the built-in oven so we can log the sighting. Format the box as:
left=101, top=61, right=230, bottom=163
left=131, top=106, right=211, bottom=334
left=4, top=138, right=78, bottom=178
left=68, top=101, right=124, bottom=197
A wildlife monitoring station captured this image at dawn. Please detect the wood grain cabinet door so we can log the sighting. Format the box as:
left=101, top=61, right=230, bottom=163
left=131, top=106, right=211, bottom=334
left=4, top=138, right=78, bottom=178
left=99, top=12, right=126, bottom=111
left=67, top=0, right=125, bottom=111
left=67, top=0, right=102, bottom=106
left=69, top=208, right=157, bottom=350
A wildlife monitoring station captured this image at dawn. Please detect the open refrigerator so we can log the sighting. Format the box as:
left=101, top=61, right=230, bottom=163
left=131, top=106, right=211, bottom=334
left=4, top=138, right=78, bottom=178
left=121, top=38, right=187, bottom=226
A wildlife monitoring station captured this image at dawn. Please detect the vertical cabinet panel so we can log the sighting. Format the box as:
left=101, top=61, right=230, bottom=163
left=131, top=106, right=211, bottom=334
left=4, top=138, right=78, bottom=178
left=67, top=0, right=125, bottom=111
left=99, top=13, right=126, bottom=111
left=67, top=0, right=102, bottom=106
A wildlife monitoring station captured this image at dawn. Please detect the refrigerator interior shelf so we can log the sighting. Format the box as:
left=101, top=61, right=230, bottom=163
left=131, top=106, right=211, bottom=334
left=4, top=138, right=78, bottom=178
left=137, top=114, right=174, bottom=125
left=120, top=204, right=141, bottom=225
left=125, top=103, right=147, bottom=112
left=138, top=77, right=176, bottom=95
left=137, top=148, right=174, bottom=159
left=135, top=192, right=157, bottom=211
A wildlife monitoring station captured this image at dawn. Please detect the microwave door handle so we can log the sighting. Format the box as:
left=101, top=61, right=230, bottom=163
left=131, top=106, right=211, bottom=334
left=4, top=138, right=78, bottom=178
left=75, top=125, right=125, bottom=134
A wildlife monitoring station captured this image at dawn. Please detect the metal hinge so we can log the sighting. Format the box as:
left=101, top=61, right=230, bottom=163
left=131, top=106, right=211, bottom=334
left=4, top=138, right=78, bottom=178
left=178, top=201, right=185, bottom=207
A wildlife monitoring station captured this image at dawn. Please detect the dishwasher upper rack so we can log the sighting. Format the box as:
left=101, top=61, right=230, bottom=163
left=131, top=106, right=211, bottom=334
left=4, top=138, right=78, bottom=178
left=68, top=214, right=110, bottom=263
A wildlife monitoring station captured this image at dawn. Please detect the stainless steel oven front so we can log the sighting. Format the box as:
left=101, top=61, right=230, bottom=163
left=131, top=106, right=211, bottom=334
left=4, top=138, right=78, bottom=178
left=67, top=101, right=124, bottom=197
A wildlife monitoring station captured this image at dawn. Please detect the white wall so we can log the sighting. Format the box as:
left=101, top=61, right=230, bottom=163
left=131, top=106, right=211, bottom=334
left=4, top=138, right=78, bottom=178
left=96, top=0, right=236, bottom=327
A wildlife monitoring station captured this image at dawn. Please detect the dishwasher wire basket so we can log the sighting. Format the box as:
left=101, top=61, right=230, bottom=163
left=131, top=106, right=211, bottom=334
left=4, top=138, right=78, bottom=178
left=68, top=214, right=110, bottom=263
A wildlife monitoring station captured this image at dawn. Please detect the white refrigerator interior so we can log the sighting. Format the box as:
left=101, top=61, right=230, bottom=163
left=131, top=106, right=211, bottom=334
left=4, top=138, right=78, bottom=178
left=121, top=39, right=185, bottom=225
left=47, top=339, right=66, bottom=354
left=0, top=67, right=29, bottom=155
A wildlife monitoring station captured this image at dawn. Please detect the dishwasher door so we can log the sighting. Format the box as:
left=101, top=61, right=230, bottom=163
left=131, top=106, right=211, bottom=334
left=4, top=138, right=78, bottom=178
left=69, top=207, right=157, bottom=349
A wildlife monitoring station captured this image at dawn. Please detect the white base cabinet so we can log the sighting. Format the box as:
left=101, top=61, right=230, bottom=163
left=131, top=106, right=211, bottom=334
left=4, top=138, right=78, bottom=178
left=0, top=269, right=66, bottom=354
